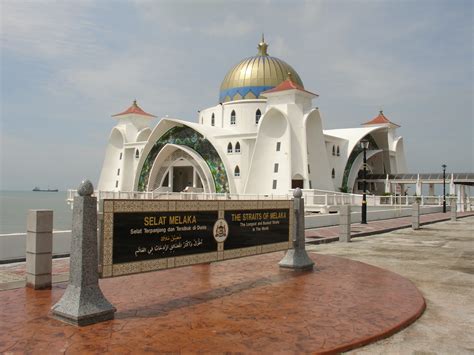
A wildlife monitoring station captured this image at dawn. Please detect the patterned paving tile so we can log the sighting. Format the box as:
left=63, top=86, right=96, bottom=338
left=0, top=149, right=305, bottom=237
left=0, top=252, right=425, bottom=353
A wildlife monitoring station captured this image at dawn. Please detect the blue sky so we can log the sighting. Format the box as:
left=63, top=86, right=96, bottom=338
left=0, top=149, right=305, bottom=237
left=1, top=0, right=472, bottom=190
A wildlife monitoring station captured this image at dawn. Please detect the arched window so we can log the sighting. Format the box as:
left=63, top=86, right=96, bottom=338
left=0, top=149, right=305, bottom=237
left=119, top=152, right=122, bottom=160
left=332, top=168, right=335, bottom=179
left=227, top=142, right=233, bottom=153
left=230, top=110, right=236, bottom=125
left=135, top=149, right=140, bottom=159
left=235, top=142, right=241, bottom=153
left=336, top=146, right=340, bottom=156
left=255, top=109, right=261, bottom=124
left=211, top=113, right=215, bottom=126
left=332, top=145, right=336, bottom=156
left=234, top=166, right=240, bottom=177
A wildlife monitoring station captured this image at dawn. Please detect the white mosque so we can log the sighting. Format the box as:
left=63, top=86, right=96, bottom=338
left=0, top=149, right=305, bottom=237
left=98, top=37, right=407, bottom=196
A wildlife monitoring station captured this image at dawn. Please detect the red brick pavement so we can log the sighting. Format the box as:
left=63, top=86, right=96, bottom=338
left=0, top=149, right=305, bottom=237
left=306, top=211, right=474, bottom=244
left=0, top=252, right=425, bottom=354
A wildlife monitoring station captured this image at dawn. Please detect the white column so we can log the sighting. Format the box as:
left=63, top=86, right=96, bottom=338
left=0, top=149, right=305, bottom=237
left=192, top=168, right=197, bottom=188
left=168, top=167, right=173, bottom=189
left=461, top=185, right=466, bottom=212
left=416, top=174, right=422, bottom=196
left=384, top=175, right=391, bottom=193
left=449, top=173, right=456, bottom=195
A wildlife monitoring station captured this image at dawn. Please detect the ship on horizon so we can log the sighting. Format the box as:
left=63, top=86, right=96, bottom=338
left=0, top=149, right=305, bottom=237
left=32, top=187, right=59, bottom=192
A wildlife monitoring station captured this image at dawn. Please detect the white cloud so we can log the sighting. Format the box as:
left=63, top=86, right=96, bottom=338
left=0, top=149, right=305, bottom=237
left=131, top=0, right=257, bottom=38
left=1, top=0, right=103, bottom=59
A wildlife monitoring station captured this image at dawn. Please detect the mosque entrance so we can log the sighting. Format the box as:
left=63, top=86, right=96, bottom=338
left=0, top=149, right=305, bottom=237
left=172, top=166, right=194, bottom=192
left=292, top=179, right=304, bottom=189
left=146, top=143, right=215, bottom=193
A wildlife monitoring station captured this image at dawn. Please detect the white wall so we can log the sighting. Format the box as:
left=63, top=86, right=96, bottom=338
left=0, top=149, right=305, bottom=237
left=245, top=108, right=291, bottom=194
left=98, top=127, right=124, bottom=191
left=305, top=110, right=334, bottom=191
left=305, top=205, right=445, bottom=229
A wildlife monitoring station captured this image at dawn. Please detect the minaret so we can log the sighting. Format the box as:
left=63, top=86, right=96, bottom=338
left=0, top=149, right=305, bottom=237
left=98, top=100, right=156, bottom=191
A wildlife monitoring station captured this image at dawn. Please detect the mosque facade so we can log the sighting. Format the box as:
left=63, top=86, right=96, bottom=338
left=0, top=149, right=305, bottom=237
left=98, top=38, right=407, bottom=196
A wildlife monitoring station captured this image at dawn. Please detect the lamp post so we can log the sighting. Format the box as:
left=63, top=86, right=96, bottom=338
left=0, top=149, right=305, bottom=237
left=360, top=139, right=369, bottom=224
left=442, top=164, right=447, bottom=213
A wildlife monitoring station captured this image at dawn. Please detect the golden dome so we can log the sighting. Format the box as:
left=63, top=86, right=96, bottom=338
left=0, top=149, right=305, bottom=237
left=219, top=36, right=304, bottom=102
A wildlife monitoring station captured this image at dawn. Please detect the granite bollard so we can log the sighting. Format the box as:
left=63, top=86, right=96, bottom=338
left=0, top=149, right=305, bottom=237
left=51, top=180, right=116, bottom=326
left=450, top=199, right=457, bottom=221
left=279, top=188, right=314, bottom=271
left=338, top=205, right=351, bottom=242
left=412, top=201, right=420, bottom=230
left=26, top=210, right=53, bottom=289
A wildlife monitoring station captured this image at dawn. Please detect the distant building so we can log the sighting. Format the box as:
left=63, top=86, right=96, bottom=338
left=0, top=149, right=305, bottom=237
left=98, top=37, right=407, bottom=195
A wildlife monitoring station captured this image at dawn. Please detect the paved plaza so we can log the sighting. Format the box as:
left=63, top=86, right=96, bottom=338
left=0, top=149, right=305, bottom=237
left=308, top=216, right=474, bottom=354
left=0, top=213, right=472, bottom=353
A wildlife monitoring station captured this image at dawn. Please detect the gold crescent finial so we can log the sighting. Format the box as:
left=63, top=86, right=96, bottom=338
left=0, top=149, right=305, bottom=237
left=257, top=35, right=268, bottom=56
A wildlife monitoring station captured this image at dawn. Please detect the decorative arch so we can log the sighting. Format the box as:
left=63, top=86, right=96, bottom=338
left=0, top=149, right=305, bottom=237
left=341, top=135, right=379, bottom=191
left=211, top=113, right=215, bottom=126
left=227, top=142, right=233, bottom=153
left=234, top=166, right=240, bottom=177
left=137, top=126, right=229, bottom=192
left=148, top=144, right=214, bottom=193
left=230, top=110, right=236, bottom=125
left=336, top=146, right=340, bottom=156
left=135, top=149, right=140, bottom=159
left=332, top=145, right=336, bottom=156
left=332, top=168, right=335, bottom=179
left=235, top=141, right=241, bottom=153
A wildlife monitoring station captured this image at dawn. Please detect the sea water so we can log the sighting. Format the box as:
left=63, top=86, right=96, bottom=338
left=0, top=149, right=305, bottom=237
left=0, top=191, right=73, bottom=234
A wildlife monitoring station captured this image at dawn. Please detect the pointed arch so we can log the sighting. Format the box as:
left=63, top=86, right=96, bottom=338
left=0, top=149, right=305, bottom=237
left=227, top=142, right=233, bottom=153
left=234, top=165, right=240, bottom=177
left=230, top=110, right=236, bottom=125
left=211, top=113, right=215, bottom=126
left=332, top=168, right=335, bottom=179
left=135, top=149, right=140, bottom=159
left=336, top=146, right=340, bottom=156
left=235, top=141, right=241, bottom=153
left=332, top=145, right=336, bottom=156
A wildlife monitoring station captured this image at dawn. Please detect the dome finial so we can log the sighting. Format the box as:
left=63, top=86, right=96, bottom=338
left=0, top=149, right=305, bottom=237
left=287, top=72, right=293, bottom=81
left=133, top=99, right=138, bottom=106
left=257, top=34, right=268, bottom=56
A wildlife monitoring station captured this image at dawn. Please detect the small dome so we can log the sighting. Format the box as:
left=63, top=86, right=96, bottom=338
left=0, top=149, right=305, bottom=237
left=219, top=36, right=304, bottom=102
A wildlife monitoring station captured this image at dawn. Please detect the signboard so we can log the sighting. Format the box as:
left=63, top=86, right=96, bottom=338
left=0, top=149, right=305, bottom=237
left=101, top=199, right=293, bottom=278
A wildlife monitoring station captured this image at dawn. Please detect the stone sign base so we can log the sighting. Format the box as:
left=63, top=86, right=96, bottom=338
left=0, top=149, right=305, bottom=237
left=51, top=285, right=116, bottom=326
left=279, top=249, right=314, bottom=271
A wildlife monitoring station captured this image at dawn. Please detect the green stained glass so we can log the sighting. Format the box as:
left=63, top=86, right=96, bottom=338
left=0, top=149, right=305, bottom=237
left=138, top=126, right=229, bottom=193
left=341, top=135, right=378, bottom=191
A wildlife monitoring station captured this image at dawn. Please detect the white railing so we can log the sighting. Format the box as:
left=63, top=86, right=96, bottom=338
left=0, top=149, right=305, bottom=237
left=67, top=188, right=467, bottom=211
left=67, top=189, right=292, bottom=205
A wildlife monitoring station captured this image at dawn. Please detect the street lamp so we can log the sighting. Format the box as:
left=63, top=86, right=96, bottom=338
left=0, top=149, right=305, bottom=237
left=360, top=139, right=370, bottom=224
left=442, top=164, right=447, bottom=213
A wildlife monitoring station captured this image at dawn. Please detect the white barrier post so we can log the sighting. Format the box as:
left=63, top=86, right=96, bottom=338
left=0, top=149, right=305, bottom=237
left=26, top=210, right=53, bottom=289
left=338, top=205, right=351, bottom=242
left=412, top=201, right=420, bottom=230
